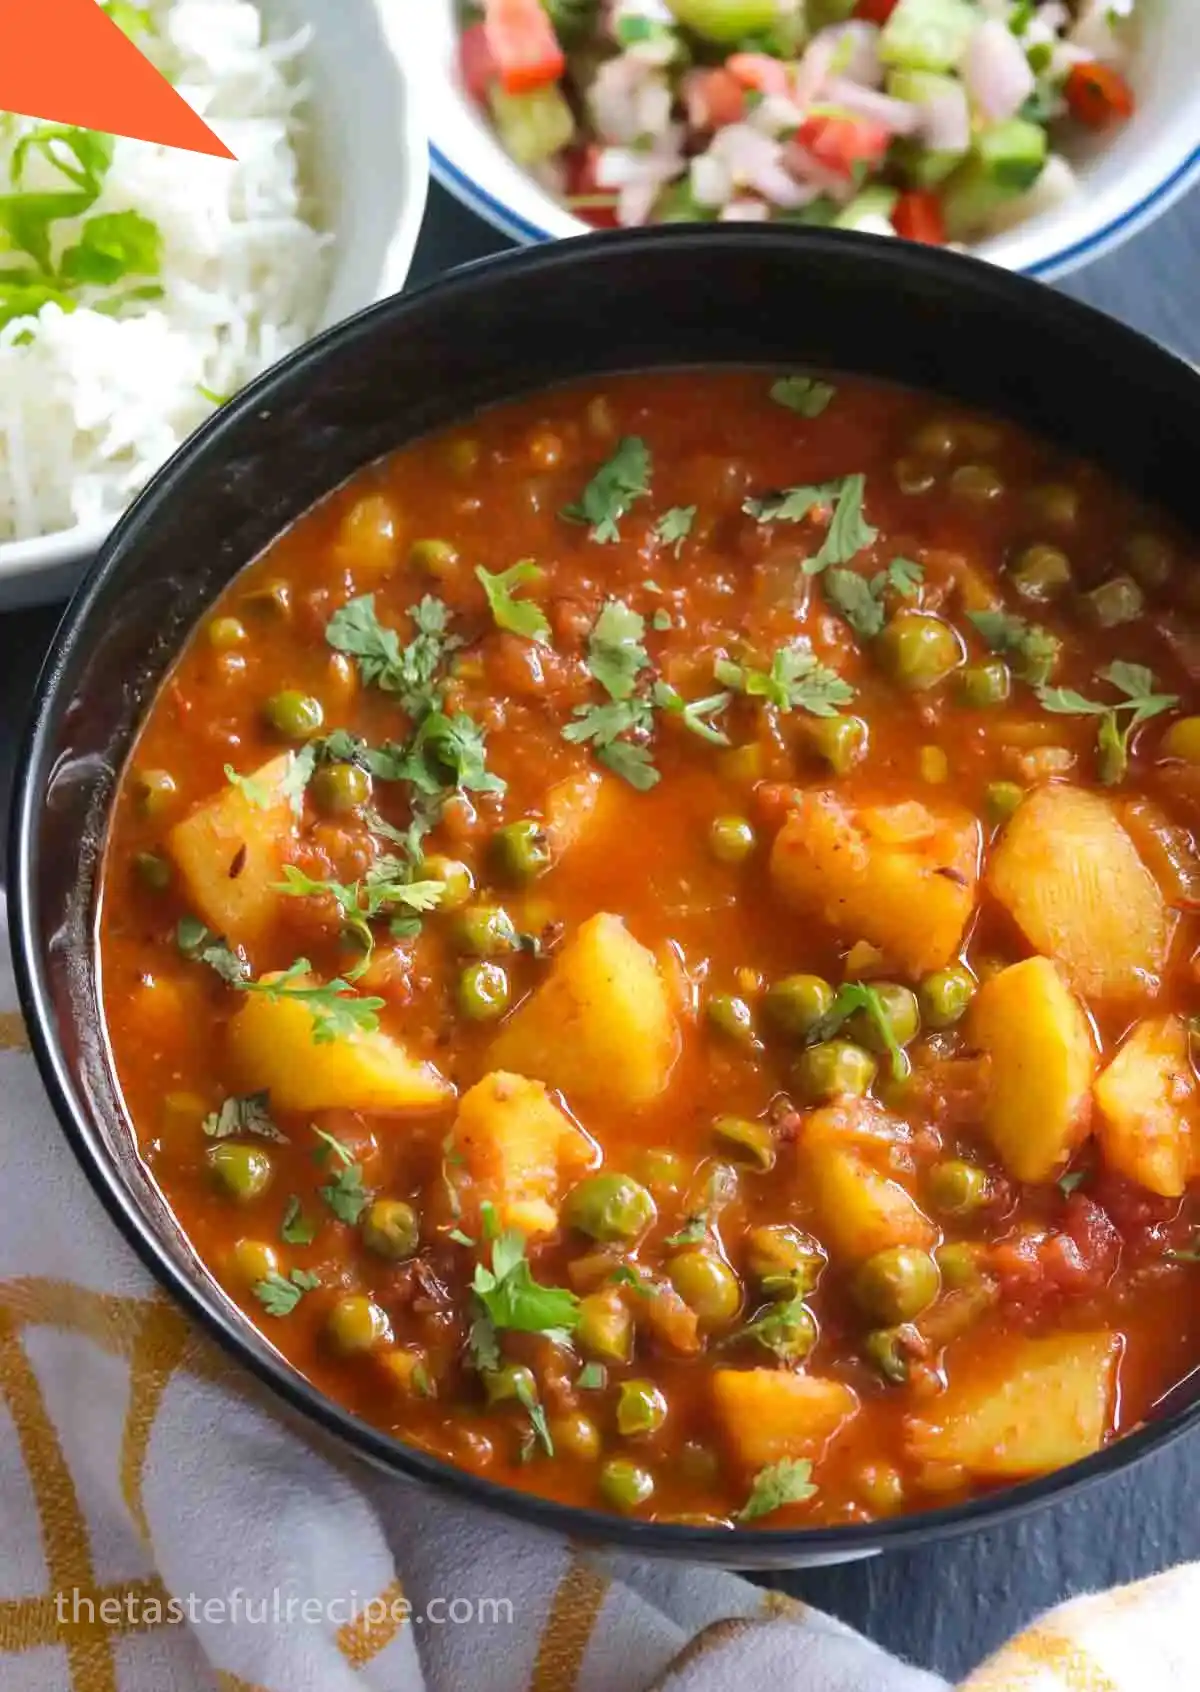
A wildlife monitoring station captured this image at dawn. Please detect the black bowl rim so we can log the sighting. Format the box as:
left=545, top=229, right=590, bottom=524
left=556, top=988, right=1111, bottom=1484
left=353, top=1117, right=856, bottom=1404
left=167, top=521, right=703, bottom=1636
left=11, top=224, right=1200, bottom=1562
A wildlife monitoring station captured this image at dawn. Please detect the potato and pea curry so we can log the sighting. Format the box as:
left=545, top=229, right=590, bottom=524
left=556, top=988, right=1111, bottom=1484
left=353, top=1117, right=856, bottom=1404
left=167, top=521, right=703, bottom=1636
left=100, top=370, right=1200, bottom=1530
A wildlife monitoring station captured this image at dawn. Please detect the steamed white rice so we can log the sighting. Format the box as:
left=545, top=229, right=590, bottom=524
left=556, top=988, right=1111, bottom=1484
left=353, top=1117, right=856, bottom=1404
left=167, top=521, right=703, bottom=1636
left=0, top=0, right=329, bottom=543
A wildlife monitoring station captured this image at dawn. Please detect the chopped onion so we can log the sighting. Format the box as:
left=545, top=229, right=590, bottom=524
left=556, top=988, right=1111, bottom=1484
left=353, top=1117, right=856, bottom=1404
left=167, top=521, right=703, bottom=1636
left=824, top=76, right=922, bottom=135
left=595, top=144, right=680, bottom=189
left=720, top=196, right=771, bottom=223
left=710, top=123, right=815, bottom=209
left=815, top=20, right=883, bottom=89
left=963, top=20, right=1036, bottom=122
left=747, top=93, right=806, bottom=137
left=921, top=82, right=971, bottom=154
left=791, top=32, right=839, bottom=109
left=1069, top=0, right=1134, bottom=62
left=690, top=150, right=733, bottom=210
left=616, top=178, right=664, bottom=227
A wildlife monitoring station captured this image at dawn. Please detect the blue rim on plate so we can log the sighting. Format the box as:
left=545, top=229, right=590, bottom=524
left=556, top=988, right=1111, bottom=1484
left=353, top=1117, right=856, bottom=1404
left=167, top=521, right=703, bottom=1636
left=432, top=139, right=1200, bottom=279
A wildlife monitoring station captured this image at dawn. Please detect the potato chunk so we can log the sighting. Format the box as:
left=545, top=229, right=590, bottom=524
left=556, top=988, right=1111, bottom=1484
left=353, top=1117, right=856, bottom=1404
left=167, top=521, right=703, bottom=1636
left=167, top=755, right=297, bottom=952
left=1094, top=1015, right=1197, bottom=1198
left=712, top=1369, right=858, bottom=1470
left=543, top=767, right=615, bottom=857
left=489, top=913, right=679, bottom=1108
left=800, top=1104, right=935, bottom=1262
left=987, top=785, right=1170, bottom=1002
left=770, top=791, right=980, bottom=975
left=447, top=1071, right=593, bottom=1237
left=228, top=974, right=451, bottom=1114
left=967, top=957, right=1095, bottom=1184
left=906, top=1332, right=1119, bottom=1477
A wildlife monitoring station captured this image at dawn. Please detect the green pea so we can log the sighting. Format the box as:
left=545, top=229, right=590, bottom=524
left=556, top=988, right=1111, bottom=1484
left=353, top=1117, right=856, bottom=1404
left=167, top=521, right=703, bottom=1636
left=705, top=993, right=757, bottom=1046
left=804, top=714, right=868, bottom=774
left=326, top=1294, right=391, bottom=1355
left=764, top=973, right=834, bottom=1040
left=667, top=1248, right=741, bottom=1324
left=206, top=1142, right=273, bottom=1202
left=743, top=1224, right=824, bottom=1298
left=134, top=850, right=171, bottom=892
left=207, top=615, right=247, bottom=650
left=936, top=1241, right=986, bottom=1289
left=864, top=1327, right=911, bottom=1384
left=950, top=463, right=1005, bottom=503
left=616, top=1379, right=667, bottom=1437
left=455, top=904, right=518, bottom=957
left=577, top=1288, right=633, bottom=1362
left=133, top=769, right=177, bottom=817
left=241, top=578, right=291, bottom=618
left=853, top=1246, right=940, bottom=1324
left=410, top=537, right=459, bottom=576
left=263, top=689, right=324, bottom=741
left=927, top=1159, right=989, bottom=1217
left=312, top=761, right=371, bottom=816
left=918, top=965, right=976, bottom=1029
left=361, top=1198, right=420, bottom=1260
left=1025, top=482, right=1079, bottom=527
left=877, top=610, right=963, bottom=692
left=894, top=456, right=936, bottom=495
left=958, top=658, right=1011, bottom=708
left=549, top=1409, right=601, bottom=1461
left=482, top=1361, right=537, bottom=1405
left=985, top=780, right=1024, bottom=825
left=1162, top=717, right=1200, bottom=764
left=443, top=437, right=480, bottom=477
left=909, top=418, right=958, bottom=459
left=711, top=1115, right=775, bottom=1171
left=457, top=960, right=511, bottom=1021
left=599, top=1456, right=654, bottom=1512
left=708, top=814, right=757, bottom=865
left=850, top=982, right=919, bottom=1053
left=1125, top=531, right=1174, bottom=590
left=793, top=1039, right=876, bottom=1103
left=230, top=1237, right=279, bottom=1285
left=1011, top=542, right=1072, bottom=602
left=564, top=1173, right=656, bottom=1243
left=1085, top=574, right=1144, bottom=629
left=491, top=818, right=551, bottom=884
left=419, top=855, right=474, bottom=910
left=638, top=1147, right=688, bottom=1195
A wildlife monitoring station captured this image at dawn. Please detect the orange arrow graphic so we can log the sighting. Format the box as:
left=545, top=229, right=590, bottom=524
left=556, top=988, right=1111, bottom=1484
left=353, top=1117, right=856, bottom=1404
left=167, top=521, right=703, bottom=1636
left=0, top=0, right=235, bottom=159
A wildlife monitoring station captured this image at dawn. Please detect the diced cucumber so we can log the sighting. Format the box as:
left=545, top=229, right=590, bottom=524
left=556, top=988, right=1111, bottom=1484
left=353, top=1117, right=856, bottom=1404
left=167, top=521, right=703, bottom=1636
left=879, top=0, right=977, bottom=73
left=488, top=83, right=575, bottom=167
left=890, top=138, right=964, bottom=189
left=833, top=185, right=900, bottom=231
left=655, top=179, right=718, bottom=223
left=976, top=117, right=1048, bottom=192
left=885, top=67, right=961, bottom=106
left=664, top=0, right=779, bottom=44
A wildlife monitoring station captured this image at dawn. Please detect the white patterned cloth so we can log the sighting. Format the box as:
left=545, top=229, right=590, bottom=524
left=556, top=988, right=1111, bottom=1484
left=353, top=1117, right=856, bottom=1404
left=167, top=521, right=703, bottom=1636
left=0, top=915, right=1195, bottom=1691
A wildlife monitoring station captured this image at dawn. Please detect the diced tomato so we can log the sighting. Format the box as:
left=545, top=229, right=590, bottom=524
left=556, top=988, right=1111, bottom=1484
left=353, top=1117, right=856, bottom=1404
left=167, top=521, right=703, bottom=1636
left=459, top=21, right=498, bottom=105
left=1064, top=61, right=1135, bottom=129
left=793, top=113, right=892, bottom=180
left=855, top=0, right=900, bottom=20
left=726, top=53, right=792, bottom=97
left=564, top=147, right=619, bottom=231
left=483, top=0, right=566, bottom=96
left=687, top=67, right=747, bottom=130
left=892, top=190, right=947, bottom=246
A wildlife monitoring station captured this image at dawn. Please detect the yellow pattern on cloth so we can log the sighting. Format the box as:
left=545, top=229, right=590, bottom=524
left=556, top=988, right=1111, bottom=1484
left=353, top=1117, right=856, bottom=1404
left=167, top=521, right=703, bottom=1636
left=0, top=917, right=1196, bottom=1691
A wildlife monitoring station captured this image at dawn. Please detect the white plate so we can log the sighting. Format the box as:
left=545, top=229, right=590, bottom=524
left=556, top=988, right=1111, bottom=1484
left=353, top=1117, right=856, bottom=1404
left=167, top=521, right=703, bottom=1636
left=0, top=0, right=429, bottom=610
left=420, top=0, right=1200, bottom=276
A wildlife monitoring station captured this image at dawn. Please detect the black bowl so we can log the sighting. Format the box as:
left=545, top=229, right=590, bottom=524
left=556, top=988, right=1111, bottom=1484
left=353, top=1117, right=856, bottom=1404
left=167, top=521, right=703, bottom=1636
left=11, top=227, right=1200, bottom=1568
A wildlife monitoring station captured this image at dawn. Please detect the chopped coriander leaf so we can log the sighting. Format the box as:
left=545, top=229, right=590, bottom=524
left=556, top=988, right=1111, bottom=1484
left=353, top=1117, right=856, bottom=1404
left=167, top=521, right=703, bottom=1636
left=235, top=960, right=385, bottom=1044
left=325, top=593, right=459, bottom=717
left=476, top=561, right=550, bottom=644
left=315, top=728, right=371, bottom=767
left=447, top=1227, right=476, bottom=1247
left=1037, top=661, right=1178, bottom=786
left=732, top=1295, right=813, bottom=1360
left=653, top=682, right=731, bottom=746
left=562, top=696, right=657, bottom=789
left=715, top=642, right=853, bottom=718
left=514, top=1371, right=555, bottom=1457
left=652, top=608, right=672, bottom=632
left=175, top=916, right=249, bottom=986
left=320, top=1159, right=369, bottom=1225
left=654, top=505, right=696, bottom=556
left=468, top=1311, right=501, bottom=1374
left=587, top=599, right=651, bottom=700
left=811, top=981, right=906, bottom=1079
left=737, top=1457, right=818, bottom=1522
left=810, top=474, right=877, bottom=573
left=561, top=436, right=652, bottom=544
left=770, top=374, right=836, bottom=417
left=825, top=569, right=884, bottom=641
left=254, top=1268, right=320, bottom=1317
left=471, top=1227, right=581, bottom=1344
left=411, top=1362, right=434, bottom=1397
left=312, top=1125, right=356, bottom=1167
left=598, top=737, right=660, bottom=791
left=664, top=1217, right=707, bottom=1247
left=280, top=1195, right=317, bottom=1245
left=883, top=557, right=924, bottom=597
left=1057, top=1170, right=1087, bottom=1197
left=742, top=479, right=842, bottom=526
left=969, top=610, right=1060, bottom=687
left=202, top=1092, right=286, bottom=1142
left=223, top=763, right=273, bottom=807
left=610, top=1264, right=654, bottom=1296
left=409, top=708, right=506, bottom=796
left=279, top=746, right=318, bottom=816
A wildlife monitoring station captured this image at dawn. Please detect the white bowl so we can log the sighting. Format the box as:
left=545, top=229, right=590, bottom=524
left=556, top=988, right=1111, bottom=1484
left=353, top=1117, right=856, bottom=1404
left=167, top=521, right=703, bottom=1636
left=421, top=0, right=1200, bottom=276
left=0, top=0, right=429, bottom=610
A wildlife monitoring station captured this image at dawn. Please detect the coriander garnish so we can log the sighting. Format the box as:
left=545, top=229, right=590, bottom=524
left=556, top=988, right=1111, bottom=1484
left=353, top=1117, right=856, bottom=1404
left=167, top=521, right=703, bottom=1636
left=175, top=916, right=249, bottom=986
left=1037, top=660, right=1178, bottom=785
left=825, top=557, right=925, bottom=641
left=280, top=1195, right=317, bottom=1246
left=325, top=593, right=459, bottom=716
left=715, top=641, right=853, bottom=717
left=202, top=1092, right=286, bottom=1143
left=968, top=609, right=1060, bottom=687
left=809, top=980, right=906, bottom=1079
left=254, top=1267, right=320, bottom=1317
left=235, top=960, right=385, bottom=1044
left=742, top=473, right=876, bottom=573
left=769, top=375, right=836, bottom=417
left=561, top=436, right=652, bottom=543
left=737, top=1457, right=818, bottom=1522
left=476, top=560, right=550, bottom=644
left=653, top=505, right=696, bottom=556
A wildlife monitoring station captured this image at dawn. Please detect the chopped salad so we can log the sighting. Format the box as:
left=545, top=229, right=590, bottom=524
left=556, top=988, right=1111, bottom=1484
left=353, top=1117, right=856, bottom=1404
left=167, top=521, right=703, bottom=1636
left=458, top=1, right=1137, bottom=243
